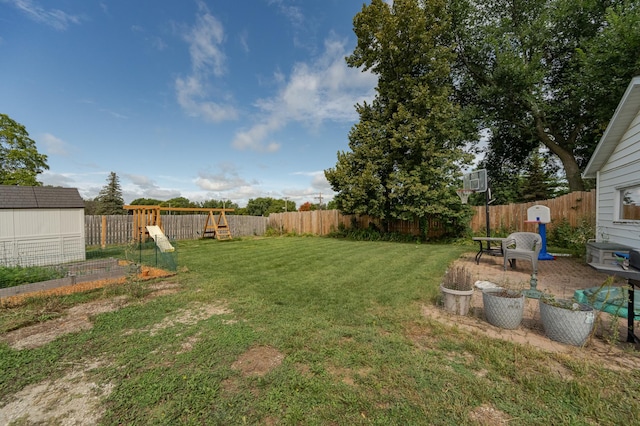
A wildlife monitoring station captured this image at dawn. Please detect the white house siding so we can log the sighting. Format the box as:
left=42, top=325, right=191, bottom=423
left=595, top=111, right=640, bottom=249
left=0, top=210, right=15, bottom=265
left=0, top=209, right=85, bottom=267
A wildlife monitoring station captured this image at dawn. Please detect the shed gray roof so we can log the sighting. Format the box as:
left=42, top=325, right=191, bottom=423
left=0, top=185, right=85, bottom=209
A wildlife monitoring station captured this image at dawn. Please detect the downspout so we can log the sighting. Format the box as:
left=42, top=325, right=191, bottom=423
left=595, top=170, right=601, bottom=242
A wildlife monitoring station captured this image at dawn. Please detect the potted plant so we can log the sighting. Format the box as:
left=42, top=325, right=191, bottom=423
left=482, top=288, right=525, bottom=329
left=440, top=266, right=474, bottom=315
left=539, top=295, right=595, bottom=346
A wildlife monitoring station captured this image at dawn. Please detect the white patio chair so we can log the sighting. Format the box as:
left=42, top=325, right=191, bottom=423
left=502, top=232, right=542, bottom=274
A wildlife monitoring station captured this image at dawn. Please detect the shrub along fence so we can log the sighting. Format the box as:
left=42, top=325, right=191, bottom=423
left=85, top=214, right=268, bottom=246
left=268, top=191, right=595, bottom=238
left=268, top=210, right=447, bottom=239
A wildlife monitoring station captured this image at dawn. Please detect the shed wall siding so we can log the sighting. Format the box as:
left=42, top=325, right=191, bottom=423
left=596, top=110, right=640, bottom=249
left=0, top=208, right=85, bottom=267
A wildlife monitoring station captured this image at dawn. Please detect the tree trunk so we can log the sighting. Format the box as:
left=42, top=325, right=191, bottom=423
left=535, top=118, right=585, bottom=192
left=558, top=153, right=585, bottom=192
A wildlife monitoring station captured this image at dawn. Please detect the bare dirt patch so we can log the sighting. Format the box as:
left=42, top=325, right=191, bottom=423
left=0, top=360, right=112, bottom=426
left=327, top=365, right=372, bottom=386
left=2, top=297, right=128, bottom=350
left=468, top=403, right=511, bottom=425
left=223, top=346, right=285, bottom=397
left=145, top=281, right=181, bottom=299
left=126, top=301, right=232, bottom=336
left=231, top=345, right=284, bottom=377
left=1, top=281, right=181, bottom=350
left=420, top=303, right=640, bottom=372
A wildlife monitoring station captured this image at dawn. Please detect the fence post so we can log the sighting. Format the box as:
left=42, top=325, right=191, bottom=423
left=101, top=215, right=107, bottom=249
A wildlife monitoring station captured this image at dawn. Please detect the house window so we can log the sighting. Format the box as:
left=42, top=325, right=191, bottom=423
left=620, top=185, right=640, bottom=220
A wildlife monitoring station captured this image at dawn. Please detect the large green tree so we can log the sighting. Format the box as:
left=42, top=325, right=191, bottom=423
left=95, top=172, right=125, bottom=215
left=0, top=114, right=49, bottom=185
left=245, top=197, right=296, bottom=217
left=160, top=197, right=197, bottom=209
left=201, top=199, right=240, bottom=211
left=129, top=198, right=163, bottom=206
left=325, top=0, right=473, bottom=234
left=450, top=0, right=640, bottom=192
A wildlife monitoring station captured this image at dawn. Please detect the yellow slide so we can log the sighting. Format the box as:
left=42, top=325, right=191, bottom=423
left=146, top=226, right=175, bottom=252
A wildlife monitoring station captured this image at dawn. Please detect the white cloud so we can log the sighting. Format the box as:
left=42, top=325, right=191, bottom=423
left=40, top=133, right=70, bottom=156
left=176, top=76, right=238, bottom=122
left=122, top=173, right=181, bottom=201
left=38, top=171, right=106, bottom=200
left=232, top=118, right=283, bottom=152
left=6, top=0, right=81, bottom=30
left=175, top=0, right=238, bottom=122
left=99, top=109, right=128, bottom=120
left=231, top=35, right=377, bottom=152
left=125, top=173, right=158, bottom=190
left=238, top=29, right=249, bottom=53
left=268, top=0, right=304, bottom=27
left=186, top=4, right=226, bottom=76
left=151, top=37, right=167, bottom=51
left=310, top=171, right=333, bottom=193
left=194, top=163, right=255, bottom=191
left=40, top=171, right=75, bottom=187
left=293, top=170, right=334, bottom=193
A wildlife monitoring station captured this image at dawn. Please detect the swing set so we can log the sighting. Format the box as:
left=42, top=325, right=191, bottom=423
left=124, top=205, right=234, bottom=242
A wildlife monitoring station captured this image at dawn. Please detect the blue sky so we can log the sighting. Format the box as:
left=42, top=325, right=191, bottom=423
left=0, top=0, right=380, bottom=206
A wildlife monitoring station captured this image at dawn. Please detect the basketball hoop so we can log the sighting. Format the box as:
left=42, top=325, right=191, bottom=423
left=456, top=189, right=474, bottom=204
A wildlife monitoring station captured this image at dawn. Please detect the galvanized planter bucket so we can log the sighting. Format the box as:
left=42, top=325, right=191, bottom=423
left=482, top=288, right=525, bottom=329
left=440, top=284, right=474, bottom=316
left=539, top=298, right=595, bottom=346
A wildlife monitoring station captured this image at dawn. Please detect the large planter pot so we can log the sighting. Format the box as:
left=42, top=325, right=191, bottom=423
left=440, top=284, right=474, bottom=316
left=482, top=288, right=525, bottom=329
left=539, top=298, right=595, bottom=346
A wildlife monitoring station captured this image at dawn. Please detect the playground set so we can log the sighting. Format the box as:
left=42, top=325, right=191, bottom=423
left=124, top=205, right=234, bottom=251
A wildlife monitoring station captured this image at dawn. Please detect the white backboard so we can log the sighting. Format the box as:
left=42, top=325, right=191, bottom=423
left=463, top=169, right=488, bottom=193
left=527, top=205, right=551, bottom=223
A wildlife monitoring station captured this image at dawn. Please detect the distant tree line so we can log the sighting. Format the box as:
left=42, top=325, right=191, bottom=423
left=82, top=172, right=336, bottom=216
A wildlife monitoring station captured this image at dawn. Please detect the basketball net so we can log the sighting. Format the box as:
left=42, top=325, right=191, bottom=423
left=456, top=189, right=474, bottom=205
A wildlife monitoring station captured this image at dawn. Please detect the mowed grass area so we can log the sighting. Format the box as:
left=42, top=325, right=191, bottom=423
left=1, top=237, right=639, bottom=425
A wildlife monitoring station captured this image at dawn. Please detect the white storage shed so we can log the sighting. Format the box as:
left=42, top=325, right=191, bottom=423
left=583, top=76, right=640, bottom=251
left=0, top=185, right=86, bottom=267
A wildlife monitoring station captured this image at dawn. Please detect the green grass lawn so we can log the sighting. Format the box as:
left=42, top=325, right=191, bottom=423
left=1, top=237, right=639, bottom=425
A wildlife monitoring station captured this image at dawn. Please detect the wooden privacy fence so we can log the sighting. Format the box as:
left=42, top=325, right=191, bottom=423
left=268, top=191, right=596, bottom=238
left=268, top=210, right=447, bottom=238
left=85, top=214, right=268, bottom=246
left=84, top=191, right=595, bottom=245
left=470, top=191, right=596, bottom=235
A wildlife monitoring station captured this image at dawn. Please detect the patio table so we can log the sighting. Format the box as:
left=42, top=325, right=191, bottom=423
left=472, top=237, right=506, bottom=265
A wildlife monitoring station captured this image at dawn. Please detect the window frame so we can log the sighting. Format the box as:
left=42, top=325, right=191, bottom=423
left=615, top=182, right=640, bottom=223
